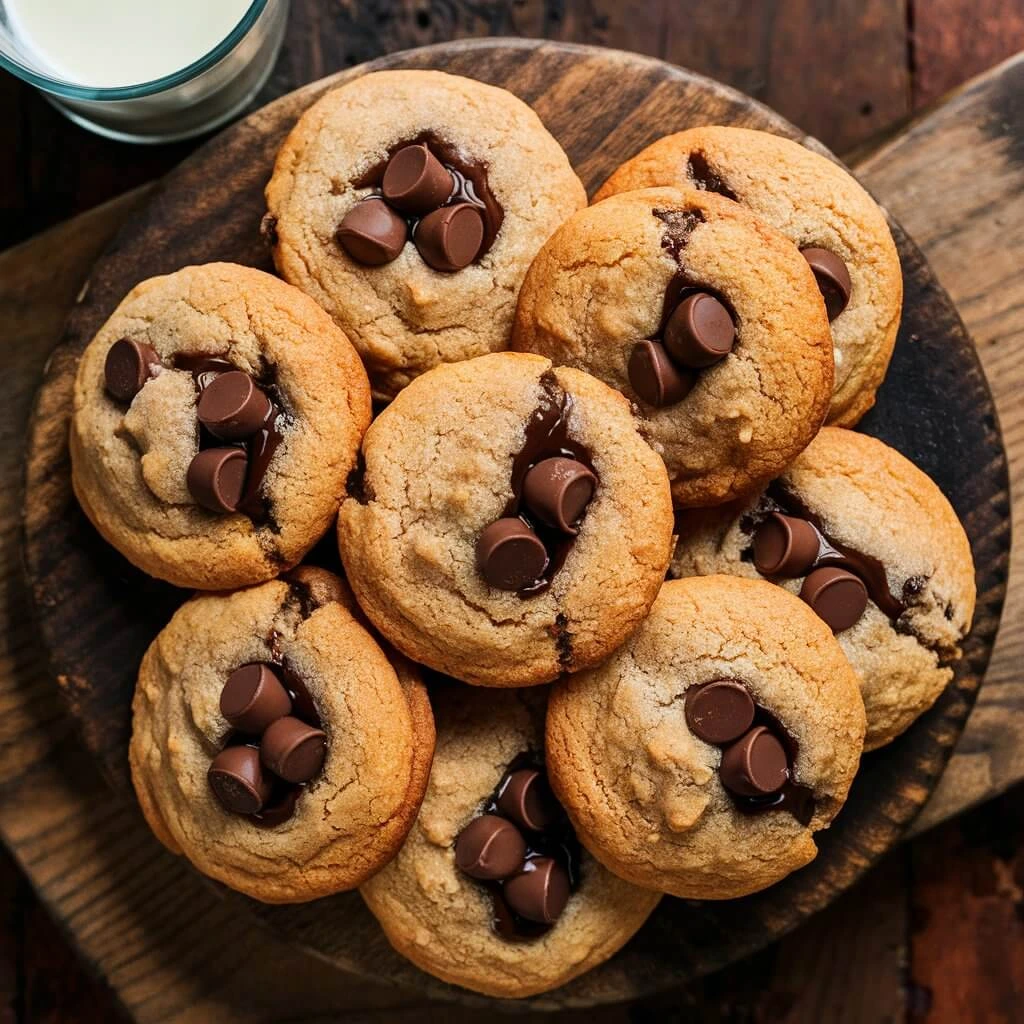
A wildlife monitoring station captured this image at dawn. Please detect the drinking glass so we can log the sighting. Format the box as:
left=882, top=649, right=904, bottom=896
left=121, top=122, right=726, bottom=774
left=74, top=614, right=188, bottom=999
left=0, top=0, right=289, bottom=143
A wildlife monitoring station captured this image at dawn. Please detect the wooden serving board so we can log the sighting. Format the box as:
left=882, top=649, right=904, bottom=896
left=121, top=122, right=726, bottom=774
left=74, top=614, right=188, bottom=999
left=19, top=40, right=1011, bottom=1008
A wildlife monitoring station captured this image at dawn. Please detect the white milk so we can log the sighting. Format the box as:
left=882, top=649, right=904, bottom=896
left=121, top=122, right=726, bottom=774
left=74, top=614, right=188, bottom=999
left=6, top=0, right=253, bottom=88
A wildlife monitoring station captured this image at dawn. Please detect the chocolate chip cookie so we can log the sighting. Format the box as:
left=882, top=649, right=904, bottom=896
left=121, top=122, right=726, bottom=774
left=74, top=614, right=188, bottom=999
left=337, top=351, right=675, bottom=687
left=70, top=262, right=372, bottom=590
left=670, top=427, right=976, bottom=750
left=593, top=126, right=902, bottom=426
left=265, top=69, right=586, bottom=401
left=360, top=681, right=660, bottom=998
left=512, top=186, right=833, bottom=507
left=546, top=575, right=865, bottom=900
left=129, top=567, right=435, bottom=904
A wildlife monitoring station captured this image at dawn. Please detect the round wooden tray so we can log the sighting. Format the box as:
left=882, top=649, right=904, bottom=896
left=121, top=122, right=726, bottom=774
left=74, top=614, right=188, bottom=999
left=21, top=39, right=1009, bottom=1009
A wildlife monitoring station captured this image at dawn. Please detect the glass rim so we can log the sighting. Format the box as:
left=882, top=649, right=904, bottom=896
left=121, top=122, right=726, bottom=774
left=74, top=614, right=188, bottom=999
left=0, top=0, right=268, bottom=100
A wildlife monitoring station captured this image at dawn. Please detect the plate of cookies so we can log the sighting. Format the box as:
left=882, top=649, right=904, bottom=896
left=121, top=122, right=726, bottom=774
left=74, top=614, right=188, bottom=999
left=23, top=40, right=1008, bottom=1006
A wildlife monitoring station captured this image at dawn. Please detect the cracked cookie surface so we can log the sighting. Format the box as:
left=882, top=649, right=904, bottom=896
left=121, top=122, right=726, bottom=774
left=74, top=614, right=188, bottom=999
left=265, top=69, right=586, bottom=401
left=593, top=126, right=902, bottom=426
left=670, top=427, right=976, bottom=750
left=70, top=263, right=372, bottom=590
left=337, top=351, right=674, bottom=687
left=512, top=186, right=833, bottom=507
left=129, top=567, right=435, bottom=904
left=546, top=575, right=866, bottom=900
left=360, top=681, right=660, bottom=998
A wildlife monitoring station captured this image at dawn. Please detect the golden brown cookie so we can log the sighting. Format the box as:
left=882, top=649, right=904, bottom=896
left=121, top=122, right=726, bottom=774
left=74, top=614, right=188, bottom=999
left=670, top=427, right=976, bottom=749
left=71, top=262, right=372, bottom=590
left=129, top=568, right=435, bottom=904
left=266, top=69, right=586, bottom=400
left=360, top=681, right=660, bottom=998
left=512, top=186, right=833, bottom=507
left=337, top=351, right=675, bottom=687
left=593, top=127, right=902, bottom=426
left=546, top=575, right=865, bottom=900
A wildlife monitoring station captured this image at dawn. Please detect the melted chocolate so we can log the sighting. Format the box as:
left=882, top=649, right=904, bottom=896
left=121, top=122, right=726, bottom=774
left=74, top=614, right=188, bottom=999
left=345, top=451, right=370, bottom=505
left=729, top=697, right=815, bottom=826
left=260, top=212, right=279, bottom=248
left=478, top=753, right=582, bottom=942
left=751, top=482, right=907, bottom=622
left=688, top=679, right=815, bottom=825
left=353, top=132, right=504, bottom=260
left=172, top=354, right=290, bottom=524
left=501, top=373, right=598, bottom=598
left=630, top=208, right=735, bottom=409
left=653, top=207, right=705, bottom=259
left=222, top=659, right=322, bottom=828
left=685, top=151, right=739, bottom=201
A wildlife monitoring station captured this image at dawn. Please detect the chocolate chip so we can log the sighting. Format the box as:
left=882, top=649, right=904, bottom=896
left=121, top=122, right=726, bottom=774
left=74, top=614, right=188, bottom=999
left=503, top=857, right=570, bottom=924
left=801, top=247, right=852, bottom=321
left=414, top=202, right=484, bottom=271
left=197, top=370, right=273, bottom=441
left=628, top=340, right=695, bottom=407
left=237, top=410, right=286, bottom=518
left=497, top=769, right=560, bottom=832
left=719, top=725, right=789, bottom=797
left=454, top=814, right=527, bottom=880
left=187, top=447, right=248, bottom=514
left=260, top=212, right=278, bottom=247
left=220, top=663, right=292, bottom=734
left=252, top=788, right=299, bottom=828
left=104, top=338, right=160, bottom=402
left=476, top=518, right=549, bottom=591
left=663, top=292, right=735, bottom=368
left=685, top=680, right=756, bottom=745
left=753, top=512, right=822, bottom=577
left=382, top=143, right=454, bottom=215
left=260, top=716, right=327, bottom=784
left=208, top=746, right=271, bottom=815
left=337, top=197, right=408, bottom=265
left=800, top=566, right=868, bottom=632
left=521, top=457, right=597, bottom=535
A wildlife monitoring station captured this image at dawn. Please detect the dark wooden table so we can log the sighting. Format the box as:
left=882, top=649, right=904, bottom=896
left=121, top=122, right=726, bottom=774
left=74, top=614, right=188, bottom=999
left=2, top=3, right=1024, bottom=1021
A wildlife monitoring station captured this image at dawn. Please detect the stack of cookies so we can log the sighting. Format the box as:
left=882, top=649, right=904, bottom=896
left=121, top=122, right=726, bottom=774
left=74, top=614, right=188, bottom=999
left=69, top=70, right=977, bottom=999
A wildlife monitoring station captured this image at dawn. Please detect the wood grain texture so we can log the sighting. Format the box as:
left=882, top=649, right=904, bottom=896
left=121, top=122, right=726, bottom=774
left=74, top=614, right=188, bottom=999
left=7, top=1, right=1024, bottom=249
left=0, top=0, right=916, bottom=248
left=659, top=0, right=911, bottom=153
left=18, top=39, right=1008, bottom=1008
left=907, top=785, right=1024, bottom=1023
left=910, top=0, right=1024, bottom=107
left=859, top=53, right=1024, bottom=833
left=0, top=846, right=126, bottom=1024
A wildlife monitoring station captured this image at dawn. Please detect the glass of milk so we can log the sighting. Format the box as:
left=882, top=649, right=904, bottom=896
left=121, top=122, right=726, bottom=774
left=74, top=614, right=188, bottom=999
left=0, top=0, right=289, bottom=143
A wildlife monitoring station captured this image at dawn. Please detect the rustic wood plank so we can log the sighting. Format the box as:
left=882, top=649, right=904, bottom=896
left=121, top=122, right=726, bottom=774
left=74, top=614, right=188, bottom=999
left=857, top=53, right=1024, bottom=833
left=632, top=850, right=911, bottom=1024
left=0, top=74, right=189, bottom=252
left=19, top=854, right=127, bottom=1024
left=766, top=850, right=909, bottom=1024
left=1, top=0, right=916, bottom=249
left=0, top=843, right=128, bottom=1024
left=907, top=783, right=1024, bottom=1021
left=911, top=0, right=1024, bottom=107
left=662, top=0, right=911, bottom=155
left=0, top=847, right=22, bottom=1024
